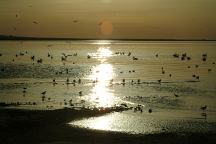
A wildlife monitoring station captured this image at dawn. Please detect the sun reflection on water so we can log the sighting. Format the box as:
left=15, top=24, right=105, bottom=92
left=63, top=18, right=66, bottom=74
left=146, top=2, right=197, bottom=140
left=87, top=46, right=117, bottom=107
left=88, top=63, right=116, bottom=107
left=90, top=63, right=114, bottom=82
left=89, top=116, right=111, bottom=130
left=92, top=40, right=111, bottom=45
left=97, top=47, right=112, bottom=58
left=88, top=46, right=112, bottom=63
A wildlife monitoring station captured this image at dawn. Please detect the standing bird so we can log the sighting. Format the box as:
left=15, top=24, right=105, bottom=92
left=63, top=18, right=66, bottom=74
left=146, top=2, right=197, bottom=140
left=66, top=78, right=69, bottom=84
left=200, top=105, right=207, bottom=111
left=41, top=95, right=46, bottom=101
left=79, top=91, right=82, bottom=96
left=148, top=109, right=152, bottom=113
left=23, top=88, right=27, bottom=94
left=128, top=52, right=131, bottom=56
left=41, top=91, right=46, bottom=95
left=31, top=56, right=35, bottom=61
left=174, top=93, right=179, bottom=97
left=78, top=79, right=81, bottom=84
left=137, top=79, right=141, bottom=84
left=155, top=54, right=158, bottom=58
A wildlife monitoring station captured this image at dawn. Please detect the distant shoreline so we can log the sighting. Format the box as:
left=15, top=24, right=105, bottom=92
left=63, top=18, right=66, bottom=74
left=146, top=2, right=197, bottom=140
left=0, top=35, right=215, bottom=41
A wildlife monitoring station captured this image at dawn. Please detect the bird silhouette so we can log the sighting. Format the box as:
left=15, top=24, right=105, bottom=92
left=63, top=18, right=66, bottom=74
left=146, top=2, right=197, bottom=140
left=33, top=21, right=39, bottom=24
left=200, top=105, right=207, bottom=111
left=79, top=91, right=82, bottom=96
left=174, top=93, right=179, bottom=97
left=41, top=91, right=46, bottom=95
left=148, top=109, right=152, bottom=113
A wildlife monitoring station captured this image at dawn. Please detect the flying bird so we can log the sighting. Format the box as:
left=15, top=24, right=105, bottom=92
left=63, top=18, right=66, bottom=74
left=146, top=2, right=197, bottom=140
left=73, top=20, right=78, bottom=23
left=33, top=21, right=39, bottom=24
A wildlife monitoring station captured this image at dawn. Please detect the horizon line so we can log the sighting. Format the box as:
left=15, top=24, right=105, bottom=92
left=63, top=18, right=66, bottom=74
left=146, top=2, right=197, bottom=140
left=0, top=35, right=215, bottom=41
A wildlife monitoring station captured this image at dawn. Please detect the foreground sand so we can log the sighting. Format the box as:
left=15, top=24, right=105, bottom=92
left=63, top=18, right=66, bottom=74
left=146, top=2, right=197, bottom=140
left=0, top=108, right=215, bottom=144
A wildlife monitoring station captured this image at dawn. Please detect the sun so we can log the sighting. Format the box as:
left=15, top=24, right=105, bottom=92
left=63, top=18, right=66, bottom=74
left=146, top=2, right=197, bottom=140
left=99, top=20, right=113, bottom=36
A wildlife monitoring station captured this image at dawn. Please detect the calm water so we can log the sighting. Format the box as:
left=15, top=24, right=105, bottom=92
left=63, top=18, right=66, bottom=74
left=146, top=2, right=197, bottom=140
left=0, top=40, right=216, bottom=134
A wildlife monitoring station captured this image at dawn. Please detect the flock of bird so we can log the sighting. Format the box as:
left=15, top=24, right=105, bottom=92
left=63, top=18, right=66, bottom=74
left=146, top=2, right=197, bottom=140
left=13, top=12, right=78, bottom=33
left=0, top=47, right=214, bottom=118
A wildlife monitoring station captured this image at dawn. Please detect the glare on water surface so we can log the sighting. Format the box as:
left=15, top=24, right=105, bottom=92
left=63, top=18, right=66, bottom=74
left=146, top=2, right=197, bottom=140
left=87, top=46, right=117, bottom=107
left=1, top=41, right=216, bottom=134
left=92, top=40, right=111, bottom=45
left=97, top=47, right=112, bottom=58
left=88, top=45, right=113, bottom=63
left=88, top=116, right=112, bottom=130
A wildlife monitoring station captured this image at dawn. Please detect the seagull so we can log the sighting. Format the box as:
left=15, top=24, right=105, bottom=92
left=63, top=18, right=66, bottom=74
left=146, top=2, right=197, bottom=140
left=79, top=91, right=82, bottom=96
left=200, top=105, right=207, bottom=111
left=202, top=57, right=207, bottom=62
left=66, top=78, right=69, bottom=84
left=155, top=54, right=158, bottom=57
left=73, top=20, right=78, bottom=23
left=187, top=57, right=191, bottom=60
left=31, top=56, right=35, bottom=61
left=41, top=95, right=46, bottom=101
left=128, top=52, right=131, bottom=56
left=33, top=21, right=39, bottom=24
left=174, top=93, right=179, bottom=97
left=148, top=109, right=152, bottom=113
left=41, top=91, right=46, bottom=95
left=132, top=57, right=138, bottom=60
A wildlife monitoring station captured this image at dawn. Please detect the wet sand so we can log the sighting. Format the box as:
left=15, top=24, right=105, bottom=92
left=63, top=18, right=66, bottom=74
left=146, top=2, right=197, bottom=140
left=0, top=108, right=215, bottom=144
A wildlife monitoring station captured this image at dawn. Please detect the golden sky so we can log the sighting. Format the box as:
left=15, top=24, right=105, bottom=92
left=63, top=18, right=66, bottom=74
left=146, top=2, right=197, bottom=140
left=0, top=0, right=216, bottom=39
